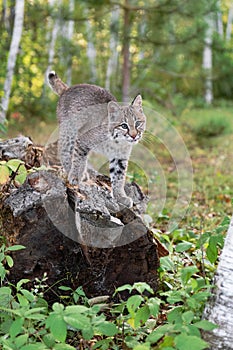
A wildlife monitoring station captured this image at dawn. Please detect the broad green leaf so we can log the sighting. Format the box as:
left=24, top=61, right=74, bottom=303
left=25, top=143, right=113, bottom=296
left=167, top=306, right=183, bottom=324
left=82, top=326, right=94, bottom=340
left=7, top=159, right=24, bottom=172
left=134, top=305, right=150, bottom=328
left=174, top=334, right=208, bottom=350
left=21, top=289, right=35, bottom=302
left=181, top=310, right=194, bottom=324
left=160, top=256, right=175, bottom=272
left=52, top=302, right=64, bottom=313
left=0, top=164, right=10, bottom=184
left=114, top=284, right=133, bottom=294
left=9, top=317, right=24, bottom=338
left=127, top=295, right=143, bottom=316
left=180, top=266, right=198, bottom=285
left=133, top=282, right=154, bottom=295
left=65, top=305, right=88, bottom=314
left=21, top=344, right=47, bottom=350
left=175, top=241, right=193, bottom=252
left=42, top=334, right=56, bottom=348
left=64, top=314, right=91, bottom=329
left=54, top=344, right=76, bottom=350
left=194, top=320, right=217, bottom=331
left=148, top=297, right=161, bottom=318
left=47, top=314, right=67, bottom=342
left=95, top=321, right=117, bottom=336
left=92, top=339, right=112, bottom=350
left=166, top=291, right=183, bottom=304
left=133, top=342, right=151, bottom=350
left=15, top=333, right=29, bottom=347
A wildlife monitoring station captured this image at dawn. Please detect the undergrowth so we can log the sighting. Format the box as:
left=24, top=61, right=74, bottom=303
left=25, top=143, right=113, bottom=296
left=0, top=214, right=229, bottom=350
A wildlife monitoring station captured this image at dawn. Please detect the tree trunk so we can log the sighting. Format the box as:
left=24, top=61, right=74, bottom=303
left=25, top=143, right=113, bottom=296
left=0, top=0, right=25, bottom=123
left=203, top=216, right=233, bottom=349
left=85, top=8, right=97, bottom=84
left=65, top=0, right=75, bottom=86
left=203, top=16, right=213, bottom=105
left=105, top=6, right=120, bottom=91
left=44, top=0, right=61, bottom=87
left=226, top=3, right=233, bottom=41
left=122, top=0, right=131, bottom=103
left=0, top=137, right=167, bottom=301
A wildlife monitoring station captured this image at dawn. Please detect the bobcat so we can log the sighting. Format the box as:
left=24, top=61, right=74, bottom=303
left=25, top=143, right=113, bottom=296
left=48, top=71, right=146, bottom=207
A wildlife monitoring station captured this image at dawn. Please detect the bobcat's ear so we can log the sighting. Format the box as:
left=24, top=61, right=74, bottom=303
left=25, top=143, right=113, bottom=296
left=131, top=94, right=143, bottom=113
left=108, top=101, right=121, bottom=122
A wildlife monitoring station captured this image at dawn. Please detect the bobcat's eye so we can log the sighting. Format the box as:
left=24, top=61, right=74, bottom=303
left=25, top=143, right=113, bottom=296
left=120, top=123, right=129, bottom=130
left=135, top=121, right=142, bottom=128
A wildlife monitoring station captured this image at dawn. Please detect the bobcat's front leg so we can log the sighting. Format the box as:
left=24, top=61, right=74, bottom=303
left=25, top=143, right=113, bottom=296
left=109, top=158, right=133, bottom=208
left=68, top=140, right=90, bottom=185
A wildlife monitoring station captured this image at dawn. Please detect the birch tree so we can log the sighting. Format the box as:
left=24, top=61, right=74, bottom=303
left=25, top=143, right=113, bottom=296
left=216, top=0, right=224, bottom=38
left=84, top=8, right=97, bottom=83
left=203, top=216, right=233, bottom=350
left=202, top=16, right=213, bottom=105
left=65, top=0, right=75, bottom=86
left=44, top=0, right=61, bottom=86
left=226, top=2, right=233, bottom=41
left=0, top=0, right=25, bottom=123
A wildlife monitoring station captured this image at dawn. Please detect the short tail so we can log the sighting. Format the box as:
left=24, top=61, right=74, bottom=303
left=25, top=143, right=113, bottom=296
left=47, top=71, right=69, bottom=96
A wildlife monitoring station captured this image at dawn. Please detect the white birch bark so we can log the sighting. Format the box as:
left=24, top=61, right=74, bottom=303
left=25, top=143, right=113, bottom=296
left=64, top=0, right=74, bottom=86
left=44, top=0, right=61, bottom=86
left=203, top=16, right=213, bottom=105
left=105, top=6, right=120, bottom=91
left=203, top=216, right=233, bottom=349
left=226, top=3, right=233, bottom=41
left=216, top=0, right=224, bottom=38
left=0, top=0, right=25, bottom=123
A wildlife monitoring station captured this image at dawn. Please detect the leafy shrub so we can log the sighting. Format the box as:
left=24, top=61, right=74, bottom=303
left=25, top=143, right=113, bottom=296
left=192, top=114, right=230, bottom=138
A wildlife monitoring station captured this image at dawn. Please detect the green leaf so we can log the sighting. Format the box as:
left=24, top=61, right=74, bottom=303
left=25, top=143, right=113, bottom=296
left=132, top=282, right=154, bottom=295
left=114, top=284, right=133, bottom=294
left=166, top=291, right=183, bottom=304
left=47, top=314, right=67, bottom=342
left=180, top=266, right=198, bottom=285
left=133, top=343, right=151, bottom=350
left=82, top=326, right=94, bottom=340
left=160, top=256, right=175, bottom=272
left=181, top=310, right=194, bottom=324
left=15, top=333, right=29, bottom=347
left=134, top=305, right=150, bottom=328
left=7, top=159, right=24, bottom=172
left=5, top=255, right=14, bottom=268
left=95, top=321, right=117, bottom=336
left=194, top=320, right=217, bottom=331
left=65, top=305, right=88, bottom=314
left=127, top=295, right=143, bottom=316
left=42, top=333, right=56, bottom=348
left=9, top=317, right=24, bottom=338
left=167, top=306, right=183, bottom=324
left=0, top=164, right=10, bottom=184
left=206, top=235, right=221, bottom=263
left=175, top=242, right=193, bottom=252
left=174, top=334, right=208, bottom=350
left=148, top=297, right=161, bottom=318
left=7, top=245, right=26, bottom=252
left=52, top=302, right=64, bottom=313
left=63, top=314, right=91, bottom=330
left=54, top=344, right=76, bottom=350
left=21, top=344, right=47, bottom=350
left=92, top=339, right=112, bottom=350
left=21, top=289, right=35, bottom=302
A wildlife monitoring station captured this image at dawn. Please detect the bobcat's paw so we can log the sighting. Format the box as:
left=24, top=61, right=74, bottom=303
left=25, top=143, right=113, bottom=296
left=117, top=195, right=133, bottom=208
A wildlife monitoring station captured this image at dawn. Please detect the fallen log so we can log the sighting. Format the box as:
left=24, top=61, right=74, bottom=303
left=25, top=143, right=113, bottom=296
left=0, top=136, right=168, bottom=300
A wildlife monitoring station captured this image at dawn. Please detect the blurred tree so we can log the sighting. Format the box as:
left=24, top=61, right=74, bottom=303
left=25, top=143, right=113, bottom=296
left=0, top=0, right=24, bottom=123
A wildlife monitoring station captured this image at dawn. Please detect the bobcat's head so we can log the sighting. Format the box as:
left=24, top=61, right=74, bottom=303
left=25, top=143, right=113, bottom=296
left=108, top=95, right=146, bottom=144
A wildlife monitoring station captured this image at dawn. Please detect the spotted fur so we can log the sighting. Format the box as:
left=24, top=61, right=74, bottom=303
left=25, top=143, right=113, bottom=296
left=48, top=71, right=146, bottom=207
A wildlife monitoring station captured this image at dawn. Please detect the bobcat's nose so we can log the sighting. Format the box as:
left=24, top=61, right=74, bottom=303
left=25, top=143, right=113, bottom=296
left=129, top=132, right=137, bottom=139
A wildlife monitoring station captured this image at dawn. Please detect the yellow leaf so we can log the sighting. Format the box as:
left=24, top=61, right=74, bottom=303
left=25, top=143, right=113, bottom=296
left=0, top=165, right=10, bottom=184
left=127, top=318, right=135, bottom=329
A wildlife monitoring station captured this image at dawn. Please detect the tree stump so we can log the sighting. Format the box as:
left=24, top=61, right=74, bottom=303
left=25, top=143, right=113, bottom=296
left=0, top=136, right=168, bottom=300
